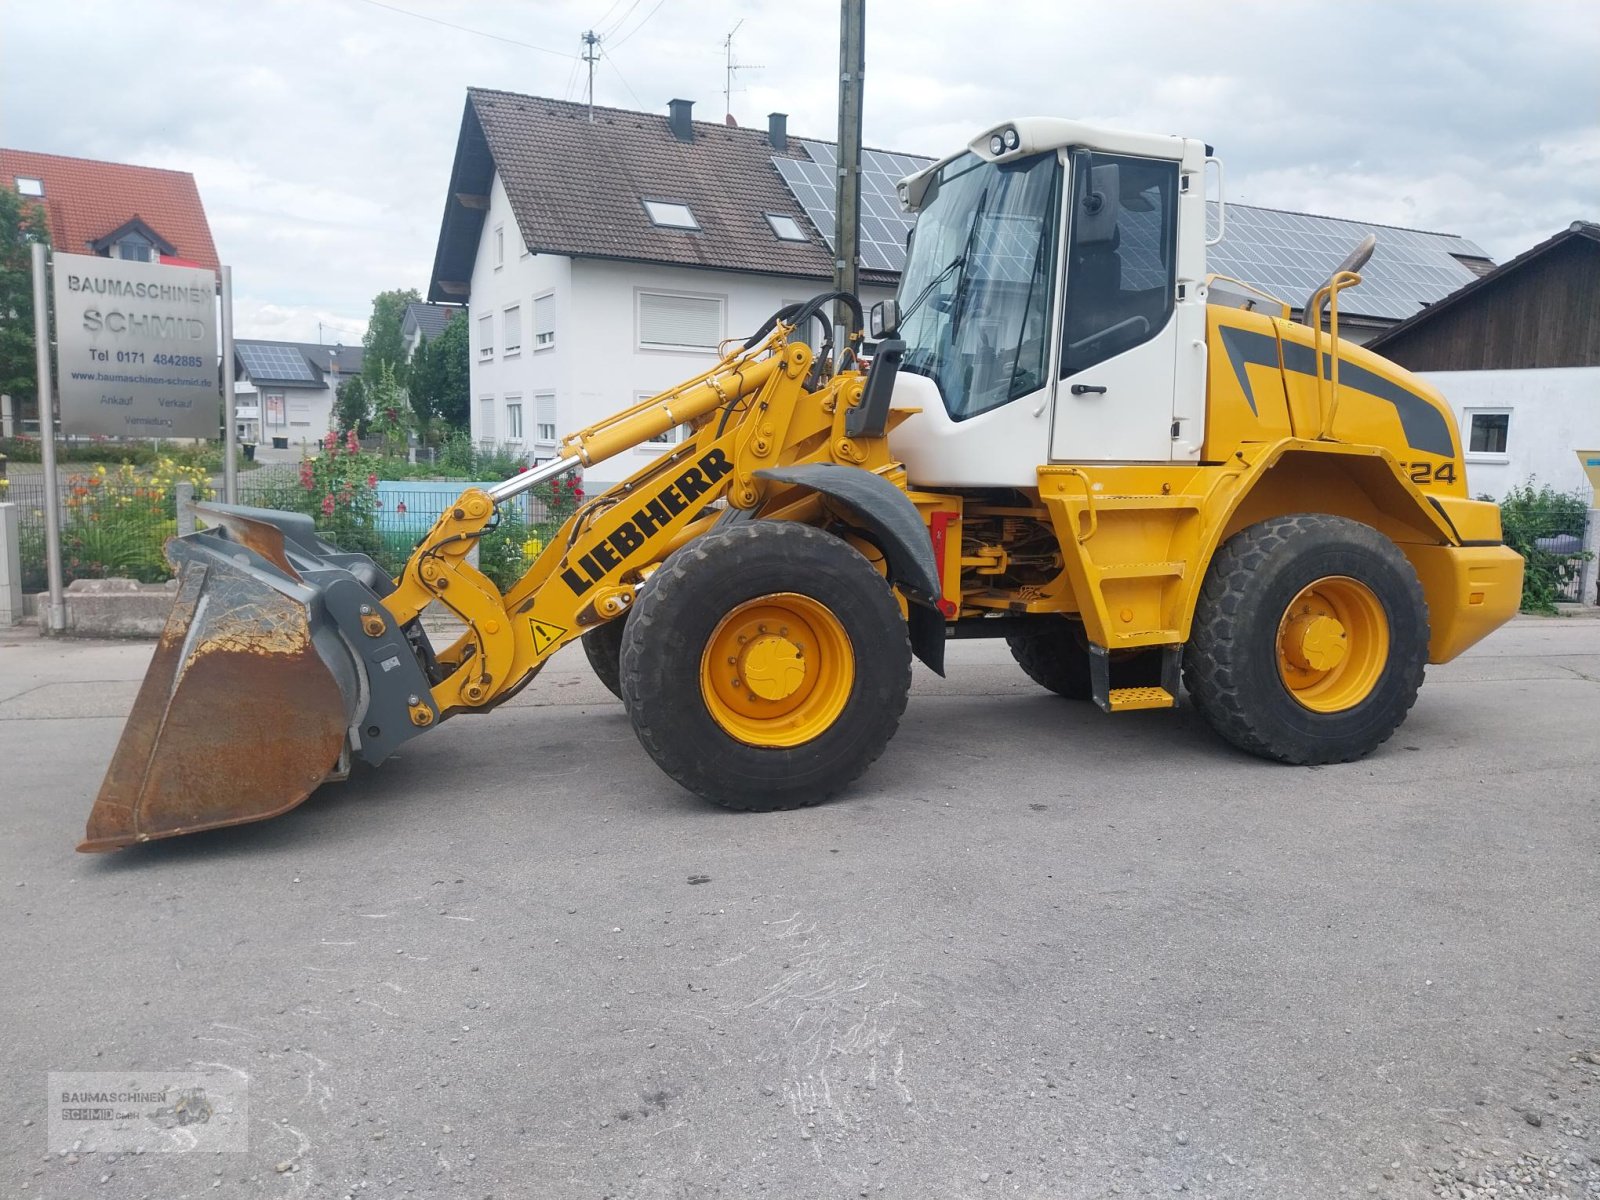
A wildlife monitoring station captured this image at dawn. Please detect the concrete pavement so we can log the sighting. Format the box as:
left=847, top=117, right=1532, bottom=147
left=2, top=619, right=1598, bottom=1199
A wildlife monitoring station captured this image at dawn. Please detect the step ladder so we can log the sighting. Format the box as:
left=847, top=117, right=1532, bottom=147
left=1090, top=644, right=1183, bottom=713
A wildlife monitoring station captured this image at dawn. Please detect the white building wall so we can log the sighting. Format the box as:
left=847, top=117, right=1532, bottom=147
left=1420, top=367, right=1600, bottom=500
left=465, top=169, right=896, bottom=487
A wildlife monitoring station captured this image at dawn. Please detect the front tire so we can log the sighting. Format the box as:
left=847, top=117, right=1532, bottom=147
left=619, top=522, right=912, bottom=810
left=1184, top=514, right=1428, bottom=764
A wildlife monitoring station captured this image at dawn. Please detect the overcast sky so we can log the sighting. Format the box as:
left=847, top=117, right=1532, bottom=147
left=4, top=0, right=1595, bottom=343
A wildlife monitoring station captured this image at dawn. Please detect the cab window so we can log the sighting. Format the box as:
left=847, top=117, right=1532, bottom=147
left=1060, top=151, right=1178, bottom=376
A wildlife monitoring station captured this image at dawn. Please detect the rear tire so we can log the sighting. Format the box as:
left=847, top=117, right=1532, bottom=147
left=1184, top=514, right=1428, bottom=764
left=619, top=522, right=911, bottom=810
left=1007, top=620, right=1162, bottom=700
left=581, top=618, right=626, bottom=699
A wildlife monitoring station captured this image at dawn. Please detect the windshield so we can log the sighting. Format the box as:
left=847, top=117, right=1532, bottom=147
left=896, top=151, right=1062, bottom=421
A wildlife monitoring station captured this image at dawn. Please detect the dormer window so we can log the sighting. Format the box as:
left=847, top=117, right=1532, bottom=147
left=643, top=200, right=699, bottom=230
left=116, top=232, right=153, bottom=262
left=15, top=177, right=43, bottom=197
left=765, top=213, right=807, bottom=242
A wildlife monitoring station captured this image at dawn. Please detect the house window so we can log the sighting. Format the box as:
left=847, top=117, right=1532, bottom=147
left=505, top=398, right=523, bottom=442
left=503, top=305, right=521, bottom=354
left=643, top=200, right=699, bottom=229
left=533, top=293, right=555, bottom=349
left=535, top=393, right=557, bottom=444
left=116, top=233, right=152, bottom=262
left=15, top=177, right=42, bottom=197
left=638, top=290, right=724, bottom=352
left=288, top=400, right=311, bottom=427
left=265, top=392, right=286, bottom=428
left=765, top=213, right=807, bottom=242
left=1467, top=410, right=1510, bottom=456
left=478, top=396, right=496, bottom=441
left=478, top=313, right=494, bottom=359
left=635, top=393, right=690, bottom=447
left=494, top=224, right=505, bottom=268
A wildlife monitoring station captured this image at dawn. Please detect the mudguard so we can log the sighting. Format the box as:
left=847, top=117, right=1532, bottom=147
left=754, top=464, right=946, bottom=675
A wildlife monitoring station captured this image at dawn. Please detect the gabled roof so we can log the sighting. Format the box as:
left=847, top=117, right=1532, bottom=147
left=1, top=148, right=219, bottom=272
left=1364, top=221, right=1600, bottom=352
left=86, top=215, right=177, bottom=257
left=431, top=89, right=886, bottom=301
left=426, top=89, right=1489, bottom=324
left=234, top=340, right=364, bottom=388
left=403, top=301, right=459, bottom=340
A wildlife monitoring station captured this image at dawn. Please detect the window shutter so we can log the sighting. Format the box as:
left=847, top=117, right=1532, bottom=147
left=533, top=294, right=555, bottom=346
left=478, top=398, right=496, bottom=440
left=639, top=292, right=722, bottom=350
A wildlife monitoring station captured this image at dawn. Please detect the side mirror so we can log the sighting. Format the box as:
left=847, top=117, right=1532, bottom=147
left=869, top=299, right=901, bottom=340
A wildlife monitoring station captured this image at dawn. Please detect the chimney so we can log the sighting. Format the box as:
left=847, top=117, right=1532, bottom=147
left=667, top=99, right=694, bottom=143
left=768, top=112, right=788, bottom=153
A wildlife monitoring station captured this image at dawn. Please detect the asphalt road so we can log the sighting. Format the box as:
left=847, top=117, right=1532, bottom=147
left=2, top=619, right=1598, bottom=1200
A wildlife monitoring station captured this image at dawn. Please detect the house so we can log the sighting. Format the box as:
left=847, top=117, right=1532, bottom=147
left=427, top=89, right=1491, bottom=485
left=2, top=148, right=219, bottom=270
left=401, top=301, right=461, bottom=360
left=1365, top=221, right=1600, bottom=500
left=232, top=341, right=364, bottom=448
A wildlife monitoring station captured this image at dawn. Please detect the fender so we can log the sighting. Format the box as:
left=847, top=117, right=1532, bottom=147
left=755, top=463, right=946, bottom=676
left=755, top=464, right=940, bottom=600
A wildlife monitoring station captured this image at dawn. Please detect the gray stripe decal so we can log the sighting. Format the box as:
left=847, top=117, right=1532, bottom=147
left=1217, top=326, right=1454, bottom=457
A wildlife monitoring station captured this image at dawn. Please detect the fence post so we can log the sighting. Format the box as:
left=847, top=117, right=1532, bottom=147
left=0, top=502, right=20, bottom=625
left=1581, top=509, right=1600, bottom=608
left=175, top=482, right=196, bottom=537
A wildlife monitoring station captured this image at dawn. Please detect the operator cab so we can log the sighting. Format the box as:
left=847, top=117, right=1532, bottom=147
left=883, top=119, right=1211, bottom=487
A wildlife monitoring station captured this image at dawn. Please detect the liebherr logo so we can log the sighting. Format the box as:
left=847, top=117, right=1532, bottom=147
left=560, top=448, right=734, bottom=597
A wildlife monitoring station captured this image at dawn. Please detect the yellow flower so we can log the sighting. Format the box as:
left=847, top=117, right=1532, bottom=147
left=522, top=536, right=544, bottom=560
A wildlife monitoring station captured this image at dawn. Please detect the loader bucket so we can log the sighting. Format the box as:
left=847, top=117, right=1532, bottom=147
left=79, top=504, right=434, bottom=852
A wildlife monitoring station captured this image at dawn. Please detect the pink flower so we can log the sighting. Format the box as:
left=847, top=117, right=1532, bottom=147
left=323, top=431, right=338, bottom=452
left=367, top=474, right=378, bottom=488
left=346, top=430, right=360, bottom=453
left=572, top=487, right=584, bottom=499
left=299, top=462, right=314, bottom=490
left=321, top=494, right=335, bottom=516
left=396, top=501, right=407, bottom=514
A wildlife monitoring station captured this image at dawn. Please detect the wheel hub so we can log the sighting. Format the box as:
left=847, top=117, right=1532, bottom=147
left=1275, top=576, right=1390, bottom=713
left=1283, top=613, right=1348, bottom=672
left=740, top=634, right=806, bottom=701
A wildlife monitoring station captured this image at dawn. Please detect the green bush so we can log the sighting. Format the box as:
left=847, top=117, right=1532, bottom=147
left=0, top=437, right=250, bottom=472
left=1498, top=481, right=1593, bottom=614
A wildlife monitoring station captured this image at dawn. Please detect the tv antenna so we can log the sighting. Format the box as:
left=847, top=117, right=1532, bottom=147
left=722, top=20, right=762, bottom=125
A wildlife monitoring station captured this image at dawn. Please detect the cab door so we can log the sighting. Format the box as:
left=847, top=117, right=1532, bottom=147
left=1049, top=150, right=1182, bottom=462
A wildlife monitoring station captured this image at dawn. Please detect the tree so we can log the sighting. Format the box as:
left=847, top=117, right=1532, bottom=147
left=333, top=375, right=370, bottom=435
left=362, top=287, right=420, bottom=389
left=411, top=312, right=470, bottom=430
left=1, top=185, right=51, bottom=422
left=407, top=333, right=437, bottom=427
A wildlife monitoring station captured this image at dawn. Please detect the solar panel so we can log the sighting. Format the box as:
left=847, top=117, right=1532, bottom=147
left=773, top=140, right=934, bottom=273
left=237, top=343, right=317, bottom=383
left=1205, top=203, right=1484, bottom=320
left=774, top=141, right=1482, bottom=317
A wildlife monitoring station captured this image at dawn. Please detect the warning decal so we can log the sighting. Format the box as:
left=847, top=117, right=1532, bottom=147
left=530, top=619, right=568, bottom=655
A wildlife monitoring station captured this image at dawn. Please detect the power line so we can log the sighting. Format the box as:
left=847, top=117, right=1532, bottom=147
left=350, top=0, right=577, bottom=58
left=599, top=0, right=643, bottom=39
left=607, top=0, right=667, bottom=50
left=601, top=47, right=644, bottom=109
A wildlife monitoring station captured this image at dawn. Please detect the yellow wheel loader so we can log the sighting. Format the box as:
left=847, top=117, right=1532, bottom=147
left=79, top=119, right=1524, bottom=851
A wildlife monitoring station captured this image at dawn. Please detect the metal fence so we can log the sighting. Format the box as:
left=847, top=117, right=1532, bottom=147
left=1511, top=506, right=1599, bottom=607
left=6, top=468, right=566, bottom=594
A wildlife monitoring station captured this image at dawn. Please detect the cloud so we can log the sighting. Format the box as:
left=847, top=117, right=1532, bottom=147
left=3, top=0, right=1594, bottom=341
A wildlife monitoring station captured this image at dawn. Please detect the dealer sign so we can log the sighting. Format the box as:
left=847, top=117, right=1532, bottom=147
left=52, top=252, right=218, bottom=439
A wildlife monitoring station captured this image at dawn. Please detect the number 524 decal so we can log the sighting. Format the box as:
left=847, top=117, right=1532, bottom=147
left=1404, top=461, right=1457, bottom=485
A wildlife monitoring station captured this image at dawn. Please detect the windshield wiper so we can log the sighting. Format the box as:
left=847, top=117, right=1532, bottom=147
left=947, top=186, right=989, bottom=345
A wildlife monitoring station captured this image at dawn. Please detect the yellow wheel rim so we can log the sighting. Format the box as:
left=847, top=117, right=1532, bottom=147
left=1276, top=576, right=1390, bottom=713
left=700, top=593, right=855, bottom=748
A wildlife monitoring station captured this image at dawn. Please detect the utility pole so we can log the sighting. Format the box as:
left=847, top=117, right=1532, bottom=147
left=581, top=29, right=601, bottom=121
left=833, top=0, right=865, bottom=349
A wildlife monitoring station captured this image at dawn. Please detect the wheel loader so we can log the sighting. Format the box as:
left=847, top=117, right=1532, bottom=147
left=78, top=118, right=1524, bottom=851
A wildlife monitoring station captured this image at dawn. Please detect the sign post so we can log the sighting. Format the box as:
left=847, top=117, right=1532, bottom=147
left=220, top=265, right=237, bottom=502
left=30, top=243, right=67, bottom=633
left=51, top=252, right=219, bottom=439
